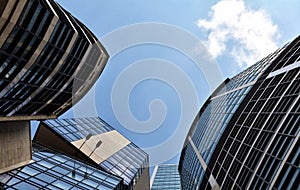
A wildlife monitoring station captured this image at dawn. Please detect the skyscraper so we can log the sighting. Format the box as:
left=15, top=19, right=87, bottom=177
left=151, top=164, right=181, bottom=190
left=179, top=36, right=300, bottom=190
left=34, top=117, right=150, bottom=190
left=0, top=0, right=108, bottom=119
left=0, top=0, right=108, bottom=171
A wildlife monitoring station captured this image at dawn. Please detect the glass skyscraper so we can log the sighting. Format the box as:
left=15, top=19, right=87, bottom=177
left=179, top=36, right=300, bottom=189
left=34, top=117, right=150, bottom=190
left=0, top=0, right=108, bottom=172
left=0, top=1, right=152, bottom=189
left=151, top=164, right=181, bottom=190
left=0, top=0, right=108, bottom=119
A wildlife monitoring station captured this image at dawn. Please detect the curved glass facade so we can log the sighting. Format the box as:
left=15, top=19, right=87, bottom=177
left=0, top=0, right=108, bottom=173
left=0, top=0, right=108, bottom=119
left=179, top=51, right=278, bottom=189
left=179, top=36, right=300, bottom=190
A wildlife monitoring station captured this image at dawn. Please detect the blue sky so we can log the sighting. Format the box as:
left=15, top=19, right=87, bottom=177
left=42, top=0, right=300, bottom=166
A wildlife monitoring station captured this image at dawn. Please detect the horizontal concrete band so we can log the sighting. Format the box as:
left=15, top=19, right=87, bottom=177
left=267, top=61, right=300, bottom=79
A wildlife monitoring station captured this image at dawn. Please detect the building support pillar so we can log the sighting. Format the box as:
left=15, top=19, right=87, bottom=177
left=0, top=121, right=32, bottom=173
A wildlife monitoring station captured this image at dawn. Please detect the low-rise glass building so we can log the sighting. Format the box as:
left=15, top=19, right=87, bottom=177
left=34, top=117, right=150, bottom=190
left=0, top=143, right=123, bottom=190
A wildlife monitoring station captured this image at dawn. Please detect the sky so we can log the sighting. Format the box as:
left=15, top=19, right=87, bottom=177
left=42, top=0, right=300, bottom=167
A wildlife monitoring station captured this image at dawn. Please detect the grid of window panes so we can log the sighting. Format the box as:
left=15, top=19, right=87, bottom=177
left=0, top=0, right=104, bottom=117
left=100, top=143, right=149, bottom=189
left=179, top=143, right=203, bottom=189
left=151, top=165, right=181, bottom=190
left=179, top=85, right=251, bottom=189
left=42, top=117, right=149, bottom=190
left=0, top=143, right=123, bottom=190
left=273, top=139, right=299, bottom=189
left=43, top=117, right=113, bottom=142
left=179, top=58, right=267, bottom=189
left=206, top=44, right=300, bottom=189
left=213, top=46, right=284, bottom=97
left=0, top=0, right=54, bottom=115
left=179, top=41, right=294, bottom=190
left=271, top=36, right=300, bottom=71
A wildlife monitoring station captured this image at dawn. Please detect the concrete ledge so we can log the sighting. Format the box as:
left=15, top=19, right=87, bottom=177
left=0, top=159, right=34, bottom=174
left=0, top=115, right=56, bottom=121
left=0, top=121, right=32, bottom=170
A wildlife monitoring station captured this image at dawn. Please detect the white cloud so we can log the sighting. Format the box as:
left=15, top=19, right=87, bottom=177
left=197, top=0, right=280, bottom=68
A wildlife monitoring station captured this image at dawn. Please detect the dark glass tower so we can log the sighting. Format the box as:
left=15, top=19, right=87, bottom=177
left=0, top=0, right=108, bottom=172
left=0, top=0, right=108, bottom=119
left=179, top=36, right=300, bottom=190
left=34, top=117, right=150, bottom=190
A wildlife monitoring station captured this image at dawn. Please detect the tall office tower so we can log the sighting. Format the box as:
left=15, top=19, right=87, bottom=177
left=179, top=36, right=300, bottom=190
left=34, top=117, right=150, bottom=190
left=151, top=164, right=181, bottom=190
left=0, top=0, right=108, bottom=171
left=0, top=143, right=124, bottom=190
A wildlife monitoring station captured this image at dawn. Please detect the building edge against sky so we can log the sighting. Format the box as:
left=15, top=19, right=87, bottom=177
left=0, top=0, right=108, bottom=173
left=0, top=0, right=299, bottom=189
left=150, top=164, right=181, bottom=190
left=179, top=36, right=300, bottom=189
left=0, top=117, right=150, bottom=190
left=34, top=117, right=150, bottom=190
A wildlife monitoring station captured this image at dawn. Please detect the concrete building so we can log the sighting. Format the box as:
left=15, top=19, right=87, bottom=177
left=34, top=117, right=150, bottom=190
left=0, top=0, right=108, bottom=172
left=151, top=164, right=181, bottom=190
left=179, top=36, right=300, bottom=190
